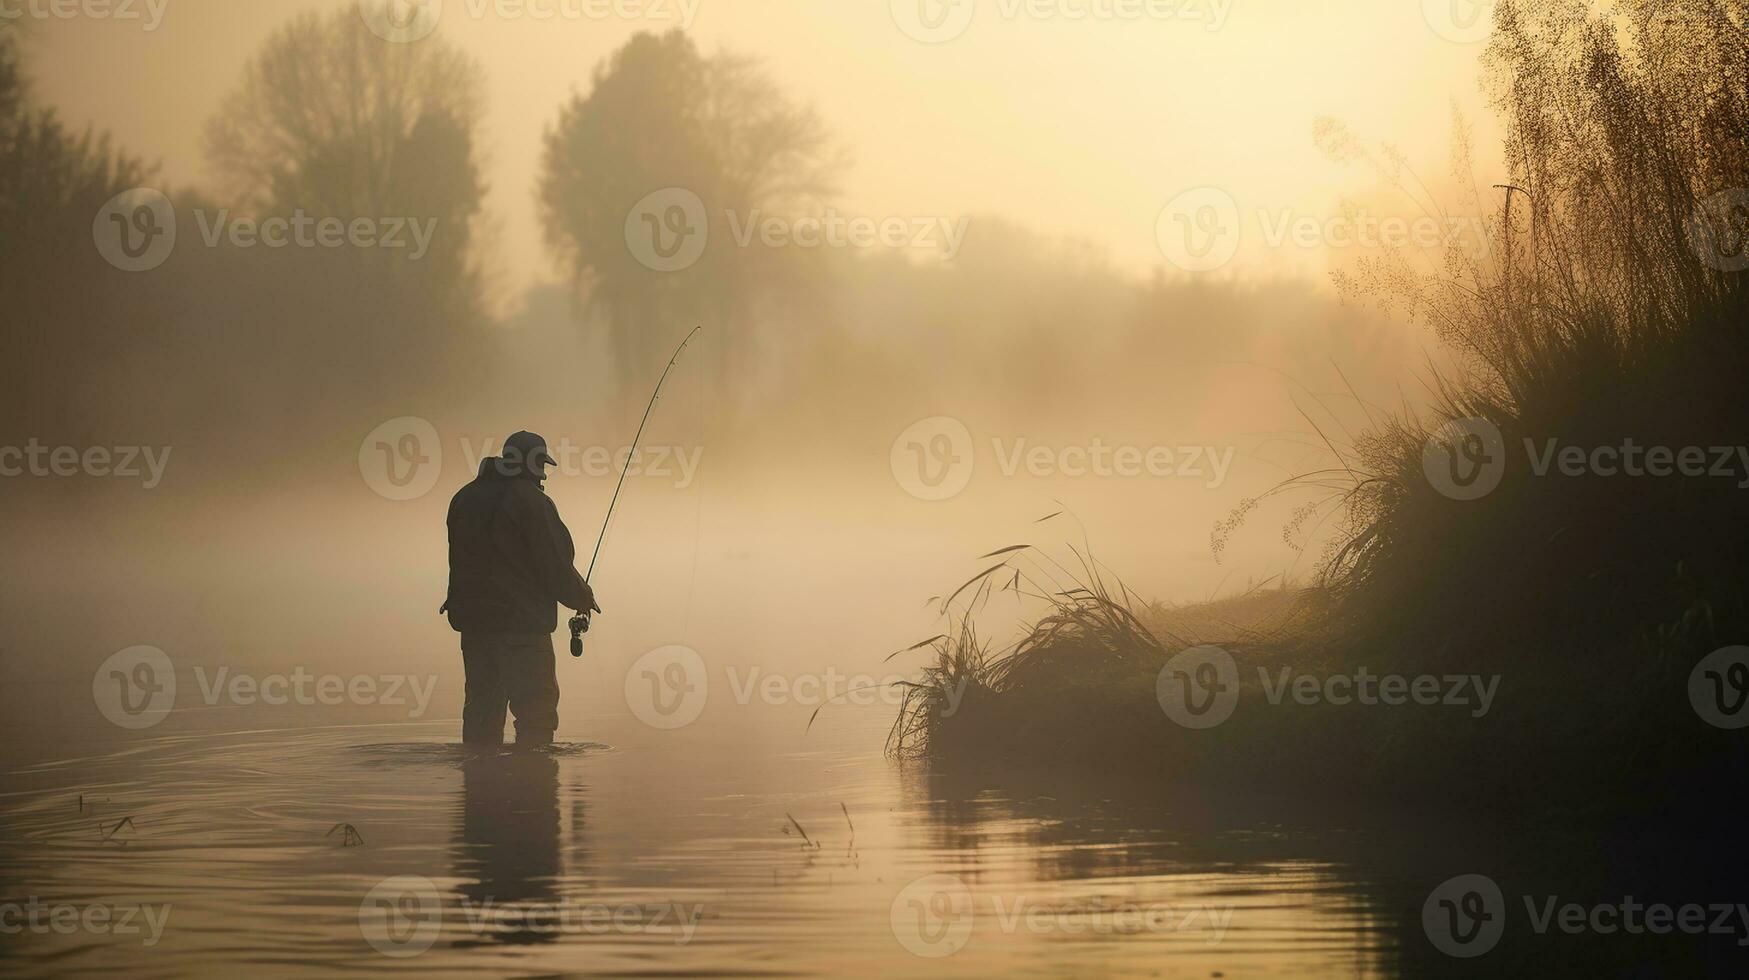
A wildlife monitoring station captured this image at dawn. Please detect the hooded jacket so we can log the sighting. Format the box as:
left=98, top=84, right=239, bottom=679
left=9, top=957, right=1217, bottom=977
left=444, top=456, right=594, bottom=634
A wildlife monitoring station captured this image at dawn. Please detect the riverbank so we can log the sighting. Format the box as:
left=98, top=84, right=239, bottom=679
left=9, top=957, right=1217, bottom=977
left=887, top=547, right=1747, bottom=822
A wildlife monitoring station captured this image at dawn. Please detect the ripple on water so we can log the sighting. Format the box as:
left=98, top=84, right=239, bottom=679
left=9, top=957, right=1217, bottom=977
left=0, top=722, right=1423, bottom=977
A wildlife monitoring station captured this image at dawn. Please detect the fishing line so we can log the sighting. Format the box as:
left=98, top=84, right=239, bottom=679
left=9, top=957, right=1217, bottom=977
left=678, top=330, right=706, bottom=641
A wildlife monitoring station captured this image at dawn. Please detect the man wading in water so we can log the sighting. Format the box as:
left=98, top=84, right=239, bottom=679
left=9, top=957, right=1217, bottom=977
left=442, top=430, right=600, bottom=747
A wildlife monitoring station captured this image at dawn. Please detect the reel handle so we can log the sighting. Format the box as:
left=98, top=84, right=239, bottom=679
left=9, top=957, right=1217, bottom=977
left=568, top=611, right=591, bottom=658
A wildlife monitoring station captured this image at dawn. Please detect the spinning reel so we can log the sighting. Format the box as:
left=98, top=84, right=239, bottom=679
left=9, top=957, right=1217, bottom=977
left=568, top=610, right=591, bottom=658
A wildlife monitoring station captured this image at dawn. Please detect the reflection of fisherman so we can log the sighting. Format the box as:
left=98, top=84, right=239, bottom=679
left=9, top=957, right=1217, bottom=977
left=442, top=430, right=600, bottom=746
left=455, top=751, right=567, bottom=946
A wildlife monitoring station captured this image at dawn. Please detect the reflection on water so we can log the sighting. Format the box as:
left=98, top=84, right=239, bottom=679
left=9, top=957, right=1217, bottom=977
left=0, top=717, right=1740, bottom=976
left=454, top=752, right=565, bottom=947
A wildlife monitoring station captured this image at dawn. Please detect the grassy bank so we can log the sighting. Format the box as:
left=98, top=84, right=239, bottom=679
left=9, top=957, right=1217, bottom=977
left=889, top=2, right=1749, bottom=817
left=887, top=547, right=1746, bottom=818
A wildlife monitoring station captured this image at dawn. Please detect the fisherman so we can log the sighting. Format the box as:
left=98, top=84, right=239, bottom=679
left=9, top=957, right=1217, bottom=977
left=442, top=430, right=599, bottom=747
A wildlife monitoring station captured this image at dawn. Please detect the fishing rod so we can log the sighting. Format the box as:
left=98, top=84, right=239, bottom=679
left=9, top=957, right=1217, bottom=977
left=570, top=324, right=703, bottom=657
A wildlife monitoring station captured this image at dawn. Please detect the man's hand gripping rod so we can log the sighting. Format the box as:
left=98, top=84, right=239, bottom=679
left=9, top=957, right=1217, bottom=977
left=571, top=325, right=703, bottom=657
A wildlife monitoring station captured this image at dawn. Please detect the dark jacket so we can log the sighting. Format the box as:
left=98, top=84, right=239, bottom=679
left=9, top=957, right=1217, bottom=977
left=444, top=457, right=593, bottom=634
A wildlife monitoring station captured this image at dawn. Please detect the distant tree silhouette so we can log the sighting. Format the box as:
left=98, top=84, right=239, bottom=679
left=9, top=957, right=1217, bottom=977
left=538, top=29, right=841, bottom=394
left=0, top=28, right=154, bottom=428
left=203, top=6, right=487, bottom=315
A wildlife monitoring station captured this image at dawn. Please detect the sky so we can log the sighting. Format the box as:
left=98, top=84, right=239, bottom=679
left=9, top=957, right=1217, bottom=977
left=23, top=0, right=1507, bottom=297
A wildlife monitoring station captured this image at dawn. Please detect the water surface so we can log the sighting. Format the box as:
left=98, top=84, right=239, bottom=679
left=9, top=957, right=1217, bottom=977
left=1, top=708, right=1420, bottom=977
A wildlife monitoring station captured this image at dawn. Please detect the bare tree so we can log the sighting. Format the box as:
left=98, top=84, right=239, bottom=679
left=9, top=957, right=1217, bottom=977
left=204, top=4, right=488, bottom=311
